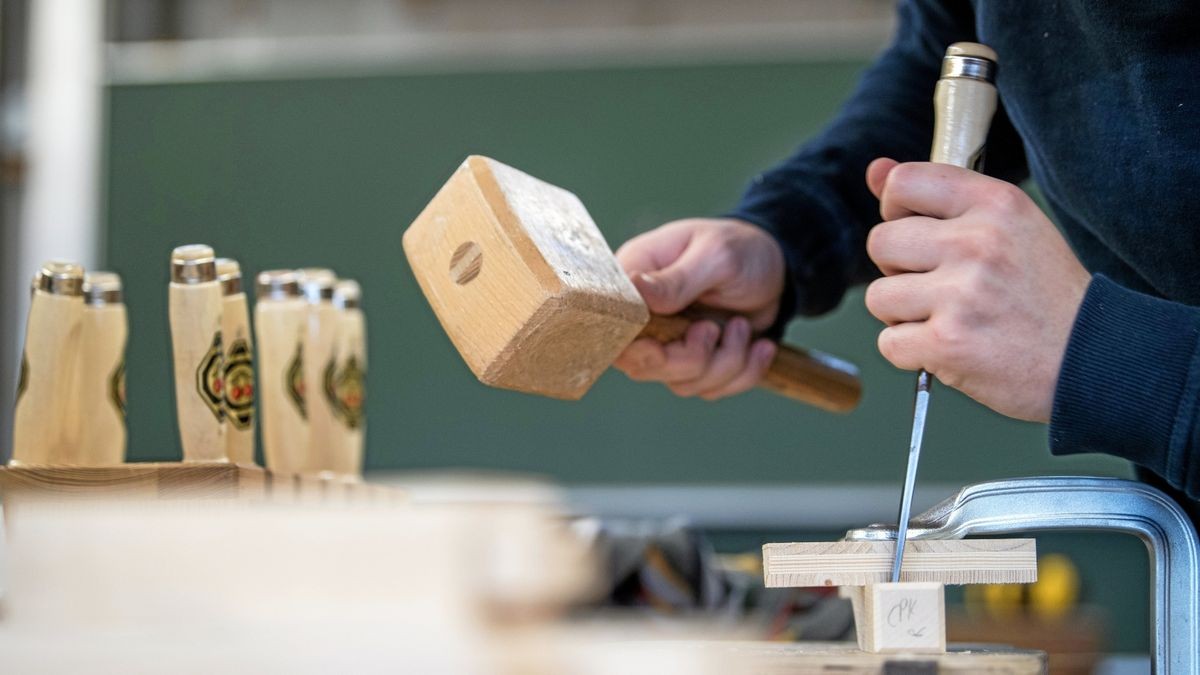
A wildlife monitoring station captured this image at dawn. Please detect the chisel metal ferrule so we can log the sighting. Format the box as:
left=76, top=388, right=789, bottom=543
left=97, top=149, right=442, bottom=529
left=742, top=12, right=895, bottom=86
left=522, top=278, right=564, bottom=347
left=171, top=245, right=218, bottom=284
left=298, top=267, right=336, bottom=303
left=940, top=55, right=995, bottom=84
left=33, top=261, right=85, bottom=296
left=256, top=270, right=302, bottom=300
left=333, top=280, right=361, bottom=310
left=83, top=272, right=123, bottom=306
left=216, top=258, right=243, bottom=296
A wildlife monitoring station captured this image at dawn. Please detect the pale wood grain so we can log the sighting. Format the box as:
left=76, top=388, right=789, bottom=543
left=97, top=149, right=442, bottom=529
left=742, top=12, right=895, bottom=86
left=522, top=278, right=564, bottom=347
left=327, top=305, right=365, bottom=478
left=76, top=301, right=127, bottom=466
left=857, top=581, right=946, bottom=653
left=222, top=290, right=257, bottom=465
left=254, top=296, right=308, bottom=475
left=0, top=463, right=265, bottom=505
left=404, top=155, right=648, bottom=401
left=12, top=289, right=84, bottom=466
left=932, top=43, right=998, bottom=169
left=763, top=539, right=1037, bottom=587
left=169, top=280, right=227, bottom=461
left=303, top=300, right=340, bottom=475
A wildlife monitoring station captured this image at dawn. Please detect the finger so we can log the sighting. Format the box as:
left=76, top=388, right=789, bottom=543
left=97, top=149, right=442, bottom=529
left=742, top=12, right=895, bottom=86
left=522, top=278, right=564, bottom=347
left=613, top=339, right=669, bottom=381
left=877, top=321, right=929, bottom=372
left=700, top=339, right=777, bottom=400
left=865, top=216, right=945, bottom=275
left=632, top=241, right=735, bottom=315
left=866, top=157, right=899, bottom=201
left=655, top=320, right=720, bottom=384
left=864, top=273, right=937, bottom=325
left=879, top=162, right=997, bottom=221
left=668, top=317, right=752, bottom=397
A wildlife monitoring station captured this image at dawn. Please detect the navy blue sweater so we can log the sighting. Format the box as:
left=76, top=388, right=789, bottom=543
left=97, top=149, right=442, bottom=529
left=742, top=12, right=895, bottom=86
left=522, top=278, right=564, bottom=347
left=727, top=0, right=1200, bottom=520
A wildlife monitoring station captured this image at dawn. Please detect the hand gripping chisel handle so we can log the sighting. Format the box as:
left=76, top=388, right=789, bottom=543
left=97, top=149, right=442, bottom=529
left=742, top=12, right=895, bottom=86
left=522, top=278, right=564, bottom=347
left=890, top=43, right=999, bottom=582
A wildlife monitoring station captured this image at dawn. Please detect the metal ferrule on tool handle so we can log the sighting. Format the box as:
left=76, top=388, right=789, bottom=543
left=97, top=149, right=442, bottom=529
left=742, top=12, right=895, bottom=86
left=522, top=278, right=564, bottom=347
left=848, top=477, right=1199, bottom=674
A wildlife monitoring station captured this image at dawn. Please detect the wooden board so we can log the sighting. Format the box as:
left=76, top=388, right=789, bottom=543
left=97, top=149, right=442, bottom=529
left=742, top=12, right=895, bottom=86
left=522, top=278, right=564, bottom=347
left=764, top=539, right=1037, bottom=587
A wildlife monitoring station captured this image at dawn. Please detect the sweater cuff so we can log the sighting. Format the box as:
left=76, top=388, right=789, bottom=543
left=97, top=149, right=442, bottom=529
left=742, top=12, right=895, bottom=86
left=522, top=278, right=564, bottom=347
left=724, top=181, right=854, bottom=326
left=1049, top=275, right=1200, bottom=492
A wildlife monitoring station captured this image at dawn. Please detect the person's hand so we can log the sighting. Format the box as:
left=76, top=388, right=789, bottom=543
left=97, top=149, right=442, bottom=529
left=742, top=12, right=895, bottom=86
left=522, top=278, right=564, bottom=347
left=613, top=218, right=785, bottom=400
left=863, top=158, right=1092, bottom=422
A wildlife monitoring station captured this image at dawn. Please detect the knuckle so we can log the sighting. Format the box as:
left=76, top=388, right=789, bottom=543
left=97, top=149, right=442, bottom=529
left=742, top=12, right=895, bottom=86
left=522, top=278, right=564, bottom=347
left=705, top=243, right=738, bottom=281
left=886, top=162, right=920, bottom=193
left=985, top=181, right=1024, bottom=212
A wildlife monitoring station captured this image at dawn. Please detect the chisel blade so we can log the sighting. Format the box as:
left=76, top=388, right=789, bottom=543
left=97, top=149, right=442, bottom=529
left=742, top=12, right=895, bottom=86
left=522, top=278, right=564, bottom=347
left=890, top=369, right=932, bottom=583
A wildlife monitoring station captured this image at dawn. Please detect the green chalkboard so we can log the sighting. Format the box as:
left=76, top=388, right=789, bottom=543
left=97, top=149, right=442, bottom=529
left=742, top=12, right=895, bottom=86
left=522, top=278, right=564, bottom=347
left=105, top=59, right=1131, bottom=484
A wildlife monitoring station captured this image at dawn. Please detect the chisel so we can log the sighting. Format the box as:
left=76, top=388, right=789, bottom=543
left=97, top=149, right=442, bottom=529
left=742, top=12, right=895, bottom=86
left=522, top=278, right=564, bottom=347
left=328, top=279, right=366, bottom=480
left=254, top=270, right=308, bottom=476
left=297, top=267, right=339, bottom=477
left=217, top=258, right=257, bottom=465
left=169, top=244, right=226, bottom=462
left=891, top=43, right=998, bottom=582
left=78, top=271, right=127, bottom=466
left=11, top=261, right=86, bottom=466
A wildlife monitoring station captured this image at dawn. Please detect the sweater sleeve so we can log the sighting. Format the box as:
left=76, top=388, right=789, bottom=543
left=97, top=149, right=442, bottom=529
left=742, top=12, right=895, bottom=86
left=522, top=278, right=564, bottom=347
left=1050, top=275, right=1200, bottom=501
left=727, top=0, right=1029, bottom=324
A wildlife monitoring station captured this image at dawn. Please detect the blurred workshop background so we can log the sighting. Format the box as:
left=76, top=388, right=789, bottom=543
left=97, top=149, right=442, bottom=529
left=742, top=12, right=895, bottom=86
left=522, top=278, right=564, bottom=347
left=0, top=0, right=1150, bottom=667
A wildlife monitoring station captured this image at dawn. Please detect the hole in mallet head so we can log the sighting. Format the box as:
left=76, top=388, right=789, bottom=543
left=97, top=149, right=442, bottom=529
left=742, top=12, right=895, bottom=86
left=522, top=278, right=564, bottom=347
left=450, top=242, right=483, bottom=285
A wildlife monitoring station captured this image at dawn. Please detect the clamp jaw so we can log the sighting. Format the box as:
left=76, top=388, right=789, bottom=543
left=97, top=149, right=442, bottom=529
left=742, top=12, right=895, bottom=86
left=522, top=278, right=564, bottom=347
left=846, top=477, right=1199, bottom=674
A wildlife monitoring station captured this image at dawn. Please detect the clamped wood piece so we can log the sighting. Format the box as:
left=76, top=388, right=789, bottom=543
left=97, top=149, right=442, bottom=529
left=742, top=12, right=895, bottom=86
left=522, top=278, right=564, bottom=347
left=763, top=538, right=1037, bottom=654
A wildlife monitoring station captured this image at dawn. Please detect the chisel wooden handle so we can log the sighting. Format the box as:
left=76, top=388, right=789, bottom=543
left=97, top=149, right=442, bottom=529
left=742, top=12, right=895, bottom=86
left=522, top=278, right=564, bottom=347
left=217, top=258, right=257, bottom=466
left=77, top=272, right=127, bottom=467
left=254, top=270, right=308, bottom=476
left=12, top=261, right=86, bottom=465
left=931, top=42, right=998, bottom=169
left=169, top=244, right=227, bottom=462
left=639, top=313, right=861, bottom=413
left=298, top=268, right=340, bottom=477
left=328, top=280, right=366, bottom=480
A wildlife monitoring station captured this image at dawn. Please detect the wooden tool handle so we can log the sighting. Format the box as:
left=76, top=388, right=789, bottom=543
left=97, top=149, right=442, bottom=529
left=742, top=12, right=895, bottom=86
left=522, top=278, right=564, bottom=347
left=931, top=42, right=998, bottom=169
left=221, top=291, right=257, bottom=465
left=254, top=298, right=308, bottom=476
left=78, top=301, right=127, bottom=466
left=13, top=288, right=84, bottom=465
left=640, top=314, right=861, bottom=413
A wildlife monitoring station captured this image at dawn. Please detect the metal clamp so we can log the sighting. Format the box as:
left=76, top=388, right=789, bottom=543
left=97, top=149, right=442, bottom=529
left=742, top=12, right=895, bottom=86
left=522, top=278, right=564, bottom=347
left=846, top=477, right=1198, bottom=674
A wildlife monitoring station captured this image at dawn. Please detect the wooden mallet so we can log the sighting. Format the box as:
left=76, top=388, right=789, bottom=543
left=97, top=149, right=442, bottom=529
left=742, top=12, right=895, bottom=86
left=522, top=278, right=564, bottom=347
left=403, top=156, right=861, bottom=412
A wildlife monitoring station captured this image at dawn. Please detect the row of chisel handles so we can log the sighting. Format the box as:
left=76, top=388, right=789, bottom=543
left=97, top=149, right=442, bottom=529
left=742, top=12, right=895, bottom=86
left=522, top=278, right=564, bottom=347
left=10, top=246, right=367, bottom=480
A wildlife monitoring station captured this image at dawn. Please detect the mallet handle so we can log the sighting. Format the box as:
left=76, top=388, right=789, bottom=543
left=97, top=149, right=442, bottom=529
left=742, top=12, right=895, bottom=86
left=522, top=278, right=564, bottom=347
left=640, top=314, right=861, bottom=412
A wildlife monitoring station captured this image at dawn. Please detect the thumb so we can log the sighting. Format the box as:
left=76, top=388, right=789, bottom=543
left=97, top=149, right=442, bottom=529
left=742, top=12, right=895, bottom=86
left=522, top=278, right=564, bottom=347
left=632, top=242, right=731, bottom=315
left=866, top=157, right=899, bottom=201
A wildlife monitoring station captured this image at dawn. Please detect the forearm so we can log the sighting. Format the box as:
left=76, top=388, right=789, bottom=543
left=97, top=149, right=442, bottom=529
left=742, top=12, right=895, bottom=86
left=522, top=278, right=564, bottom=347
left=1050, top=275, right=1200, bottom=501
